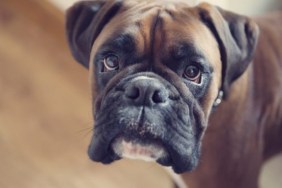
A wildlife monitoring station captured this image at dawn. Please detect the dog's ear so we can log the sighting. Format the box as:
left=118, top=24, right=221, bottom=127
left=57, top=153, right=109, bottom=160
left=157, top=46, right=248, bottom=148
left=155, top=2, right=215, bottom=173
left=66, top=0, right=123, bottom=68
left=197, top=3, right=259, bottom=98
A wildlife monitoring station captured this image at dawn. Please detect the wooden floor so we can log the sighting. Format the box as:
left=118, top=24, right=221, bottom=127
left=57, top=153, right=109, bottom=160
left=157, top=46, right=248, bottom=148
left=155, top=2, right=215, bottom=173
left=0, top=0, right=281, bottom=188
left=0, top=0, right=172, bottom=188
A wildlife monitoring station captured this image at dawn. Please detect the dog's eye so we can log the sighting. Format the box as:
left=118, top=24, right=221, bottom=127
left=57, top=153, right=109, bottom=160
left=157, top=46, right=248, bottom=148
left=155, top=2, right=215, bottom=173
left=103, top=55, right=119, bottom=72
left=183, top=65, right=201, bottom=83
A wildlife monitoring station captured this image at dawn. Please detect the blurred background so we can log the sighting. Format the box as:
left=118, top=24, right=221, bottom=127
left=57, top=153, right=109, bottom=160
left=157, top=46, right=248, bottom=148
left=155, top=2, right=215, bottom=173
left=0, top=0, right=281, bottom=188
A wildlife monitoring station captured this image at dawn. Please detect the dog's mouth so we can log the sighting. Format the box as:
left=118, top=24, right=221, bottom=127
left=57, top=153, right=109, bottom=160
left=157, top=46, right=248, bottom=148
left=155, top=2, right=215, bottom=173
left=88, top=120, right=200, bottom=173
left=88, top=73, right=206, bottom=173
left=88, top=105, right=204, bottom=173
left=111, top=135, right=169, bottom=163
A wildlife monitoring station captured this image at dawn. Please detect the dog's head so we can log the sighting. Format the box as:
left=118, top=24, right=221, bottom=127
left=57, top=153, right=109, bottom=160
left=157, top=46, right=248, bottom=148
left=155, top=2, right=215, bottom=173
left=66, top=0, right=259, bottom=173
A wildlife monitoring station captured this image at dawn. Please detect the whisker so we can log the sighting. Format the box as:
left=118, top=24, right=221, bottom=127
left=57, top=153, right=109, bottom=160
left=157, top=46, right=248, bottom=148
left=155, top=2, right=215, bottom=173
left=73, top=121, right=93, bottom=137
left=81, top=128, right=94, bottom=139
left=76, top=126, right=93, bottom=134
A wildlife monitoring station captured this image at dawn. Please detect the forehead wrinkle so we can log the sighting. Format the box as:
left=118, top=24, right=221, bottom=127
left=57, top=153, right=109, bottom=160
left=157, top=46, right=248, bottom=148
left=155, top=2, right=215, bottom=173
left=126, top=6, right=163, bottom=54
left=98, top=33, right=135, bottom=53
left=123, top=23, right=146, bottom=55
left=189, top=21, right=221, bottom=71
left=159, top=11, right=220, bottom=63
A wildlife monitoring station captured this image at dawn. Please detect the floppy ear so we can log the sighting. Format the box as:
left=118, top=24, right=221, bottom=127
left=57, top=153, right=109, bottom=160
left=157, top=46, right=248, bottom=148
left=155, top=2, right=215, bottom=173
left=66, top=0, right=123, bottom=68
left=197, top=3, right=259, bottom=98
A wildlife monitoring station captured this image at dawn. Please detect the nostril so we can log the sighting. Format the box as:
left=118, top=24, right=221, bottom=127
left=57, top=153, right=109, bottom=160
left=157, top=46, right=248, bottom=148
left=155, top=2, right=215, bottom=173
left=152, top=90, right=168, bottom=104
left=125, top=86, right=140, bottom=99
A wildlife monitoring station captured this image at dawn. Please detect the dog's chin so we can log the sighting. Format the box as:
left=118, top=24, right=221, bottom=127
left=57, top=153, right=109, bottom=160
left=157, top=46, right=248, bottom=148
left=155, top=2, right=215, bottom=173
left=88, top=130, right=200, bottom=173
left=88, top=134, right=200, bottom=173
left=109, top=136, right=199, bottom=173
left=111, top=136, right=169, bottom=163
left=87, top=119, right=201, bottom=173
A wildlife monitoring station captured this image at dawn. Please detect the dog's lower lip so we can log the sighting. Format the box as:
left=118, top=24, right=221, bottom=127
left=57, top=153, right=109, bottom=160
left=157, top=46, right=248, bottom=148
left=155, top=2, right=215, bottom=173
left=111, top=135, right=169, bottom=162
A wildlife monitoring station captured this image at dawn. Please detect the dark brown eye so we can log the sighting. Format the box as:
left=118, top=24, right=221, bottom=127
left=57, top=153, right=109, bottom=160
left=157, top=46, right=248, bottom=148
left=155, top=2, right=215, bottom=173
left=103, top=55, right=119, bottom=72
left=183, top=65, right=201, bottom=83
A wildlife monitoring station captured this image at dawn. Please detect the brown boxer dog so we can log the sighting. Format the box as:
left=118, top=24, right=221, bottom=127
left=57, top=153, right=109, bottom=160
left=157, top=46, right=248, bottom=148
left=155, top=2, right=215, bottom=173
left=66, top=0, right=282, bottom=187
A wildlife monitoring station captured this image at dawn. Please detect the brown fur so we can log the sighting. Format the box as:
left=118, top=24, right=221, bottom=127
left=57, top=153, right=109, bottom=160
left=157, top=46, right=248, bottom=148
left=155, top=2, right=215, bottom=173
left=181, top=11, right=282, bottom=188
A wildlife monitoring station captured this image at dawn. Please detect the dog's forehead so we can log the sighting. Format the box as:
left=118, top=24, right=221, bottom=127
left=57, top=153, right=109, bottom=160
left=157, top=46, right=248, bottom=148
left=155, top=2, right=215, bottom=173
left=91, top=1, right=220, bottom=71
left=123, top=0, right=194, bottom=9
left=158, top=10, right=221, bottom=68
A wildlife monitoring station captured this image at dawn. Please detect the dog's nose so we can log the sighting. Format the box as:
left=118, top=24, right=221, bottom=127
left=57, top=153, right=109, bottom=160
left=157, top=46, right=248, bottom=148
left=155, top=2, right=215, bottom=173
left=124, top=77, right=168, bottom=106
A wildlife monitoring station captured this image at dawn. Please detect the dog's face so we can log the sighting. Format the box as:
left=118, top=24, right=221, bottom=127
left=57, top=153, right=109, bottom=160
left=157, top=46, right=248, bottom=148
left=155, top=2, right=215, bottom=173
left=66, top=0, right=259, bottom=173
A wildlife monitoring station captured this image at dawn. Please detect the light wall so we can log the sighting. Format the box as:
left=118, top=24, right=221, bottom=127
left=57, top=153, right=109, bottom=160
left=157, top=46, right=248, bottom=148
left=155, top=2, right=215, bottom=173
left=50, top=0, right=282, bottom=15
left=204, top=0, right=282, bottom=15
left=48, top=0, right=78, bottom=10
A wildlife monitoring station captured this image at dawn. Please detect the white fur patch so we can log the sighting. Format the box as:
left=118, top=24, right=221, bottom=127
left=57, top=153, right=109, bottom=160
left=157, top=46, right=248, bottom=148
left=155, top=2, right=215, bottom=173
left=112, top=137, right=167, bottom=162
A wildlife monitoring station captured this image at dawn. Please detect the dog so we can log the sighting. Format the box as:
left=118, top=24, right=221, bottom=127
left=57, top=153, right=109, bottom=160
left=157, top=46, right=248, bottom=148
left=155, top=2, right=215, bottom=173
left=65, top=0, right=282, bottom=187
